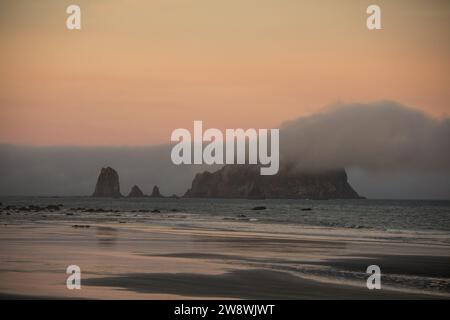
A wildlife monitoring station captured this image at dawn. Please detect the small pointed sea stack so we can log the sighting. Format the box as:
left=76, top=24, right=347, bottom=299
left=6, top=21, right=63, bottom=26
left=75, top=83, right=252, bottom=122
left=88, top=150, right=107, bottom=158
left=92, top=167, right=122, bottom=198
left=127, top=185, right=145, bottom=198
left=151, top=185, right=163, bottom=198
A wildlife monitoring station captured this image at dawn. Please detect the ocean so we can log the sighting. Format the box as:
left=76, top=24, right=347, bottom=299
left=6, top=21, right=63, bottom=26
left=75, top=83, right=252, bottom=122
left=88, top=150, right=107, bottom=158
left=1, top=196, right=449, bottom=232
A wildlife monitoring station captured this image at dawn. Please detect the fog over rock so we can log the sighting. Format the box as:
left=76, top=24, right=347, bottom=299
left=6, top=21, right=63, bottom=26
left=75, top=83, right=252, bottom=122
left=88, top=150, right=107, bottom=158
left=0, top=144, right=199, bottom=197
left=280, top=101, right=450, bottom=173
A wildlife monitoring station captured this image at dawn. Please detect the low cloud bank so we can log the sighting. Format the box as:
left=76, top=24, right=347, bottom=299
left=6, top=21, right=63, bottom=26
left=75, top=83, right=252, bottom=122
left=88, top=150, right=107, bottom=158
left=280, top=101, right=450, bottom=173
left=0, top=144, right=200, bottom=196
left=0, top=101, right=449, bottom=199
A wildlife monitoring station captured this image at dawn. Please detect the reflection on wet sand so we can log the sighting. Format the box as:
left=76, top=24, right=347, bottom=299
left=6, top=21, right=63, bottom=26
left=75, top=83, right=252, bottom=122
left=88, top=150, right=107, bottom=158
left=0, top=222, right=449, bottom=299
left=95, top=226, right=118, bottom=248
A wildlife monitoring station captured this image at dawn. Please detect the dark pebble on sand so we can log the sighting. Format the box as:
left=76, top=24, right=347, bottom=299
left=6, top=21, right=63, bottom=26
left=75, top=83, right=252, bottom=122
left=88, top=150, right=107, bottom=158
left=46, top=205, right=62, bottom=211
left=252, top=206, right=266, bottom=210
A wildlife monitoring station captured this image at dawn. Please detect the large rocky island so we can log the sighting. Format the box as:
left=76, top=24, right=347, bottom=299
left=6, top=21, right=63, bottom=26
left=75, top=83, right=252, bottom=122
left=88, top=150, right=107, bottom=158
left=184, top=165, right=361, bottom=199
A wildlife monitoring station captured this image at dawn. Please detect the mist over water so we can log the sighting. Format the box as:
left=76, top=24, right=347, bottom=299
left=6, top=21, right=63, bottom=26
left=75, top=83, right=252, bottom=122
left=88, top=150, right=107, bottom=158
left=0, top=101, right=449, bottom=199
left=0, top=144, right=197, bottom=197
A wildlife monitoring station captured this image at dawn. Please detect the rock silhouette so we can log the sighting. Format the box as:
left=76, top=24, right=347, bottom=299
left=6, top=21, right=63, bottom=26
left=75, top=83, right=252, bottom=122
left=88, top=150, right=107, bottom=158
left=127, top=185, right=145, bottom=198
left=151, top=185, right=163, bottom=198
left=184, top=164, right=362, bottom=199
left=92, top=167, right=122, bottom=198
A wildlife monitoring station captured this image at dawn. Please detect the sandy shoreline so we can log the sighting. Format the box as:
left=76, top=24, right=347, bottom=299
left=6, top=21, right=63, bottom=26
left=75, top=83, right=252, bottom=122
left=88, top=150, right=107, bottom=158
left=0, top=219, right=449, bottom=299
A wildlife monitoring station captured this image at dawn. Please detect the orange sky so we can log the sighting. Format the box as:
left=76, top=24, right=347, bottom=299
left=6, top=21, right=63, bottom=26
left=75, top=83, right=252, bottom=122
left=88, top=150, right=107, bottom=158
left=1, top=0, right=449, bottom=146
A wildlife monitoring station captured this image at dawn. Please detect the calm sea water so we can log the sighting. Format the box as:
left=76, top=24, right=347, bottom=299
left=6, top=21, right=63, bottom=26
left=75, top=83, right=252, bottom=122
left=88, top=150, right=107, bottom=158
left=1, top=196, right=450, bottom=232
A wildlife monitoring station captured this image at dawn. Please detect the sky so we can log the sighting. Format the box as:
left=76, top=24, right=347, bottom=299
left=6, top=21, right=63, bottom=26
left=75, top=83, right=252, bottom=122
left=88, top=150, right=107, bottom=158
left=0, top=0, right=449, bottom=198
left=0, top=0, right=449, bottom=146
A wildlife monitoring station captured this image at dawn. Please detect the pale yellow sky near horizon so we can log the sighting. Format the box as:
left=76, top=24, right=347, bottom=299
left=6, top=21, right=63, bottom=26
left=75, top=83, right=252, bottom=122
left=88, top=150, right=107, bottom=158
left=0, top=0, right=449, bottom=146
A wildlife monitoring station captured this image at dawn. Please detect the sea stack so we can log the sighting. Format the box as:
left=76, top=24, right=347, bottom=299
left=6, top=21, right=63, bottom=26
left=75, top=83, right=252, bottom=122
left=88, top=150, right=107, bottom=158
left=184, top=164, right=362, bottom=199
left=127, top=185, right=145, bottom=198
left=150, top=185, right=163, bottom=198
left=92, top=167, right=122, bottom=198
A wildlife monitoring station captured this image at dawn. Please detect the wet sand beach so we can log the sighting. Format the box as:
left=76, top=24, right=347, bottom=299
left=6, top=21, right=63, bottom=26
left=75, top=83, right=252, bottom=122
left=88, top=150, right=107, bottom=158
left=0, top=215, right=449, bottom=299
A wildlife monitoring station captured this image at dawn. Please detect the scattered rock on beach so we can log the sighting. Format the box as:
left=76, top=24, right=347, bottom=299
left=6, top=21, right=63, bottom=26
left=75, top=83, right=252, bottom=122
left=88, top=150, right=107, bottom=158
left=72, top=224, right=90, bottom=228
left=9, top=204, right=64, bottom=212
left=46, top=205, right=62, bottom=211
left=252, top=206, right=267, bottom=210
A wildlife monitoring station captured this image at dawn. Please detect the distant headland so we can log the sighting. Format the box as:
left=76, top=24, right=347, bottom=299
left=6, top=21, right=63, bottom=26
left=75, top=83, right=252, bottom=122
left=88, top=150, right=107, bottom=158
left=92, top=165, right=362, bottom=199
